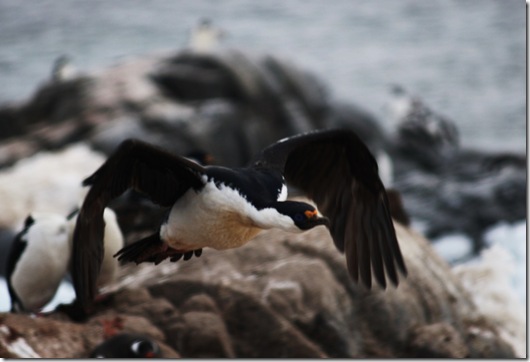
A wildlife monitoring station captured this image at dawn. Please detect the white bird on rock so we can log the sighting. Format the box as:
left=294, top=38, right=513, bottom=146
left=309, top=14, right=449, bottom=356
left=6, top=208, right=123, bottom=313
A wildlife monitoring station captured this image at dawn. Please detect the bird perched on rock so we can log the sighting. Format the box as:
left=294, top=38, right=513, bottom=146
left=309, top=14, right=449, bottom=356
left=6, top=208, right=123, bottom=313
left=90, top=333, right=161, bottom=358
left=7, top=213, right=73, bottom=313
left=51, top=55, right=77, bottom=82
left=189, top=18, right=225, bottom=52
left=73, top=129, right=407, bottom=309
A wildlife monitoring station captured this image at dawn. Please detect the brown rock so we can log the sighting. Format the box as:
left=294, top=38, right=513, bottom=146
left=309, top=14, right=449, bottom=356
left=167, top=310, right=235, bottom=358
left=406, top=322, right=468, bottom=358
left=0, top=221, right=518, bottom=358
left=0, top=313, right=99, bottom=358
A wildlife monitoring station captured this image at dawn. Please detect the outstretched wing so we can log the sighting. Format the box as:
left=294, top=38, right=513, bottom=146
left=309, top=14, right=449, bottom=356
left=254, top=129, right=407, bottom=288
left=73, top=139, right=205, bottom=309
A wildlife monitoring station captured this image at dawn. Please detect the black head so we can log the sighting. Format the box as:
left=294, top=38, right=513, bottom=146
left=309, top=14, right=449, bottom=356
left=274, top=201, right=329, bottom=230
left=90, top=334, right=161, bottom=358
left=130, top=338, right=160, bottom=358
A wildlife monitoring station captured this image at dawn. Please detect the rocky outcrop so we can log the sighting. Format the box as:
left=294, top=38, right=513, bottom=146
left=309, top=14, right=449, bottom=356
left=386, top=87, right=526, bottom=251
left=0, top=48, right=367, bottom=170
left=0, top=223, right=517, bottom=358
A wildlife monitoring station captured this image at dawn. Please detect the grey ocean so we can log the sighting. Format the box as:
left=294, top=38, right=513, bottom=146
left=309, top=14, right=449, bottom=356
left=0, top=0, right=525, bottom=152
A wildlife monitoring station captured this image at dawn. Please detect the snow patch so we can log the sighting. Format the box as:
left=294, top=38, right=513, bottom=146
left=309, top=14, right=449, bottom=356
left=453, top=243, right=526, bottom=357
left=432, top=233, right=473, bottom=263
left=0, top=144, right=105, bottom=229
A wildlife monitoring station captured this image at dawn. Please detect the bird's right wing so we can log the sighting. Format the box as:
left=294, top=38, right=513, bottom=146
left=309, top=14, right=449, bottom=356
left=72, top=139, right=205, bottom=310
left=254, top=129, right=407, bottom=289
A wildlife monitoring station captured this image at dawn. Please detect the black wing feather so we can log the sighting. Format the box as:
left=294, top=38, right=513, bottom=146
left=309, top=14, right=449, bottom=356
left=254, top=129, right=407, bottom=288
left=72, top=139, right=205, bottom=309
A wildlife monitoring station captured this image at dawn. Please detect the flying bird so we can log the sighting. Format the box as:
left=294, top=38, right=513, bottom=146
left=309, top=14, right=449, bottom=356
left=73, top=129, right=407, bottom=309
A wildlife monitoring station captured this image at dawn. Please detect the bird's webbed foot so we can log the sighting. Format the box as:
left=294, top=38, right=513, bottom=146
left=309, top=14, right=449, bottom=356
left=143, top=247, right=202, bottom=264
left=169, top=248, right=203, bottom=262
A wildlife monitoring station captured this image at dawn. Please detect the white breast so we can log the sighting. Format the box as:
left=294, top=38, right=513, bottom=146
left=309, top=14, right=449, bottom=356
left=98, top=208, right=124, bottom=288
left=161, top=180, right=298, bottom=251
left=11, top=214, right=71, bottom=312
left=11, top=207, right=124, bottom=312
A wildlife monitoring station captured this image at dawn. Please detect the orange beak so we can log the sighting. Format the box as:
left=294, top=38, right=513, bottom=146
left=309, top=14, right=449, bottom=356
left=304, top=210, right=318, bottom=219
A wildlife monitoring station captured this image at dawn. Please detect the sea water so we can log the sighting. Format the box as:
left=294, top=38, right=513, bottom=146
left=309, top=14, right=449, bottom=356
left=0, top=0, right=525, bottom=152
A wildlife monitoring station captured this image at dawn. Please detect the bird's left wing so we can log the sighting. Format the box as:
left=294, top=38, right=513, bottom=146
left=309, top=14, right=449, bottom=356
left=254, top=129, right=407, bottom=289
left=73, top=139, right=205, bottom=310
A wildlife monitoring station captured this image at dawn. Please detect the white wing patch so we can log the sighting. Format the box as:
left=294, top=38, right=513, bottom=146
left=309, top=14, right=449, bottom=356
left=277, top=183, right=288, bottom=201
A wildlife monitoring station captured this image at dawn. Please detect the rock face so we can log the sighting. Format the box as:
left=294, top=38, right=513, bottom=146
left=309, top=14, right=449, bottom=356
left=0, top=48, right=364, bottom=170
left=387, top=87, right=526, bottom=251
left=0, top=223, right=516, bottom=358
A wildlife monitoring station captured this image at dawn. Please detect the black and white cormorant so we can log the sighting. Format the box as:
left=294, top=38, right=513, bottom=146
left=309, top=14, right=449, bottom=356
left=73, top=129, right=407, bottom=308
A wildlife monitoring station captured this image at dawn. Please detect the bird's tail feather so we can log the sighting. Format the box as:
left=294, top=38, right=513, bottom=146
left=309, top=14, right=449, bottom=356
left=113, top=233, right=163, bottom=264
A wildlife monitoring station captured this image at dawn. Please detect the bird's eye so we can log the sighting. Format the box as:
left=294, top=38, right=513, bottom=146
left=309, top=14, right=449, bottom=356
left=293, top=213, right=305, bottom=222
left=131, top=340, right=156, bottom=357
left=131, top=340, right=146, bottom=355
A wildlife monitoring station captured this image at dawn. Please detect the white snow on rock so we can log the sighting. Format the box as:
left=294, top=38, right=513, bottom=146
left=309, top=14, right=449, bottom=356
left=0, top=144, right=105, bottom=230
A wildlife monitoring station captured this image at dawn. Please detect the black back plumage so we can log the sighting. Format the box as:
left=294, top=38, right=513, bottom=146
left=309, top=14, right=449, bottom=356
left=254, top=129, right=407, bottom=288
left=206, top=166, right=284, bottom=209
left=6, top=215, right=35, bottom=311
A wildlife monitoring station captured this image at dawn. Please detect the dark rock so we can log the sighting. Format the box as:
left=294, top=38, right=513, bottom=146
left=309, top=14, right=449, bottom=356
left=152, top=61, right=240, bottom=101
left=0, top=46, right=381, bottom=171
left=387, top=88, right=526, bottom=251
left=463, top=320, right=516, bottom=358
left=170, top=310, right=235, bottom=358
left=406, top=322, right=468, bottom=358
